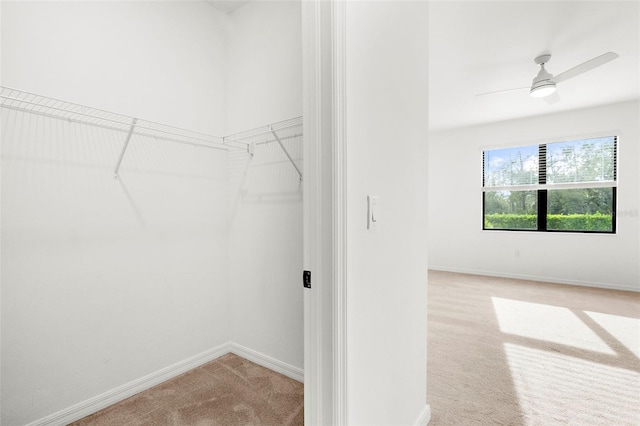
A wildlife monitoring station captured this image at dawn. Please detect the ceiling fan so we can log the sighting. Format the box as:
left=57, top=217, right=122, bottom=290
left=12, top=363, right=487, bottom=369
left=476, top=51, right=619, bottom=104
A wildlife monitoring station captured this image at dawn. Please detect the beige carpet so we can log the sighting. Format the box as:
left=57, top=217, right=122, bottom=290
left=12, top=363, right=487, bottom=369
left=71, top=272, right=638, bottom=425
left=427, top=270, right=640, bottom=426
left=71, top=353, right=303, bottom=425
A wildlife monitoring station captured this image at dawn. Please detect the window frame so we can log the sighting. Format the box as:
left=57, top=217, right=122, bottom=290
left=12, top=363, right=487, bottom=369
left=482, top=136, right=617, bottom=234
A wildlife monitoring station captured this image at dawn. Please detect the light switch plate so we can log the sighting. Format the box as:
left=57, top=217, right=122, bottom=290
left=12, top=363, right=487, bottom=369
left=367, top=196, right=379, bottom=230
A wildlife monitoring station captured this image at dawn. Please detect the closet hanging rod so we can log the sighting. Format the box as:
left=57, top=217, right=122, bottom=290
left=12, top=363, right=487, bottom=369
left=0, top=86, right=246, bottom=151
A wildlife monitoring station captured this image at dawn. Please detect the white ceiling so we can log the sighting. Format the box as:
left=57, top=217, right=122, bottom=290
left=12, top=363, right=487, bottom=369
left=428, top=1, right=640, bottom=132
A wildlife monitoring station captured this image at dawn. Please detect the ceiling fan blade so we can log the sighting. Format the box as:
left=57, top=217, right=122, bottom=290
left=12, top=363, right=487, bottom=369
left=543, top=91, right=561, bottom=105
left=553, top=52, right=619, bottom=83
left=475, top=87, right=529, bottom=97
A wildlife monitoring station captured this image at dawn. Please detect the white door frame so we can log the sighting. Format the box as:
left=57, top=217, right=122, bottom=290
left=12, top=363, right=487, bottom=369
left=302, top=1, right=347, bottom=424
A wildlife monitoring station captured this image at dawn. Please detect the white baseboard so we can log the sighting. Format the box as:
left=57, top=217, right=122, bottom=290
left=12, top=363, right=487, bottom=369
left=26, top=342, right=303, bottom=426
left=27, top=342, right=231, bottom=426
left=415, top=404, right=432, bottom=426
left=428, top=266, right=639, bottom=293
left=229, top=342, right=304, bottom=383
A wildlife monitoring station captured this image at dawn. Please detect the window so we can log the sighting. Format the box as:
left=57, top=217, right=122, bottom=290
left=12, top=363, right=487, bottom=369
left=483, top=136, right=617, bottom=233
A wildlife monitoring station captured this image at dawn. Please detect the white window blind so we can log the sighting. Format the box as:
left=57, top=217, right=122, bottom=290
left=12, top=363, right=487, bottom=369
left=483, top=136, right=617, bottom=192
left=545, top=136, right=617, bottom=186
left=483, top=144, right=539, bottom=188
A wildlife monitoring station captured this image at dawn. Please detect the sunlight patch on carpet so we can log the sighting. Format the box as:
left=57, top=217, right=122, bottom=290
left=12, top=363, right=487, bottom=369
left=584, top=311, right=640, bottom=358
left=504, top=343, right=640, bottom=425
left=492, top=297, right=614, bottom=354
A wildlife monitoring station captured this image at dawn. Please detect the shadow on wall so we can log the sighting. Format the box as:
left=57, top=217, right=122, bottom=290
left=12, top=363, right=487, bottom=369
left=427, top=270, right=640, bottom=426
left=227, top=131, right=302, bottom=221
left=1, top=109, right=229, bottom=236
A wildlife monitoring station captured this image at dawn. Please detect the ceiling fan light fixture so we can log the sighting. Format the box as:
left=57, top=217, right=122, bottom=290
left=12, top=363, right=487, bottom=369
left=530, top=82, right=557, bottom=98
left=530, top=62, right=557, bottom=98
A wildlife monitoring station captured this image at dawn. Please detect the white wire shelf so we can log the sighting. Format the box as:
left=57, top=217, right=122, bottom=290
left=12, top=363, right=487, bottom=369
left=0, top=86, right=303, bottom=179
left=0, top=86, right=246, bottom=151
left=224, top=116, right=303, bottom=146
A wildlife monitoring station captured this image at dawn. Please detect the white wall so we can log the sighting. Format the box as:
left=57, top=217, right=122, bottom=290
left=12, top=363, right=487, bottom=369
left=227, top=0, right=302, bottom=132
left=1, top=2, right=231, bottom=425
left=428, top=101, right=640, bottom=291
left=1, top=1, right=228, bottom=135
left=226, top=1, right=304, bottom=371
left=345, top=2, right=430, bottom=424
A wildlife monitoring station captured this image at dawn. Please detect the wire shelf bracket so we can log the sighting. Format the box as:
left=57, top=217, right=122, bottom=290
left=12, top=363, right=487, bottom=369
left=247, top=142, right=256, bottom=158
left=113, top=118, right=138, bottom=178
left=223, top=117, right=303, bottom=181
left=271, top=126, right=302, bottom=182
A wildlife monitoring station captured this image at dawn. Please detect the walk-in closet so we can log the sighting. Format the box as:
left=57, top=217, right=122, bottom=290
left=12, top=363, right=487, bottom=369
left=1, top=1, right=303, bottom=424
